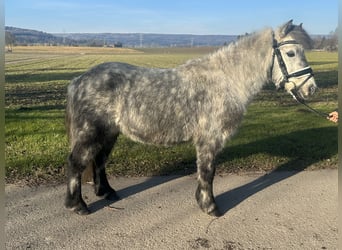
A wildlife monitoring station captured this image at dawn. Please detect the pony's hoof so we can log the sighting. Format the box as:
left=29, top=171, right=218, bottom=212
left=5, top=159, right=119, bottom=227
left=208, top=207, right=222, bottom=217
left=74, top=206, right=91, bottom=215
left=95, top=186, right=119, bottom=200
left=66, top=203, right=90, bottom=215
left=65, top=198, right=90, bottom=215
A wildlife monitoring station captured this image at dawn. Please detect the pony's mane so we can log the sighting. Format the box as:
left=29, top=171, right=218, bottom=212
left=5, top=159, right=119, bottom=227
left=181, top=28, right=274, bottom=68
left=228, top=28, right=273, bottom=49
left=209, top=27, right=274, bottom=62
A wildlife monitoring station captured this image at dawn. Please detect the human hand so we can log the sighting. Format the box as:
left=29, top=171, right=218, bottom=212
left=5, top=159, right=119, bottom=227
left=327, top=111, right=338, bottom=123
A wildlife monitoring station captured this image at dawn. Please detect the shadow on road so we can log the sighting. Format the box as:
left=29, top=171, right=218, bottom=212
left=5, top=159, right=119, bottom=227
left=88, top=176, right=182, bottom=213
left=215, top=169, right=300, bottom=216
left=215, top=126, right=337, bottom=215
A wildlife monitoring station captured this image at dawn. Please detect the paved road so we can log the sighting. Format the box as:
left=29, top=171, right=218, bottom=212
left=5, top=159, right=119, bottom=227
left=6, top=169, right=337, bottom=249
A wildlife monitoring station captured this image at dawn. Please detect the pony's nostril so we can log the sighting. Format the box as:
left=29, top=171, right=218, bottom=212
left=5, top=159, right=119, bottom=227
left=309, top=85, right=316, bottom=95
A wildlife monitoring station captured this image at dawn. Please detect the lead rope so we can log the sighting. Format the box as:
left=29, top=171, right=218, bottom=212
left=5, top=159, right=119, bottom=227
left=289, top=89, right=330, bottom=119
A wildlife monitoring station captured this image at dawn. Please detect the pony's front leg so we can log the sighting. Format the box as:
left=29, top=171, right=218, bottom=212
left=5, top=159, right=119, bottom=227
left=195, top=144, right=221, bottom=217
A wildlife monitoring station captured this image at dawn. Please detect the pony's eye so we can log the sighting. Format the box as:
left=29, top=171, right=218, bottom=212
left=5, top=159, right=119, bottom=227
left=286, top=51, right=295, bottom=57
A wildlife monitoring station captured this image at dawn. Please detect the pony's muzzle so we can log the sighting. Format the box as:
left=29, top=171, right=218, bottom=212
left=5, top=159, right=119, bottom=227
left=284, top=73, right=317, bottom=100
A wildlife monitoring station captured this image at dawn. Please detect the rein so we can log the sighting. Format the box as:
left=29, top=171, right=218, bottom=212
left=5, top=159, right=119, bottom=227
left=272, top=39, right=329, bottom=119
left=289, top=89, right=329, bottom=118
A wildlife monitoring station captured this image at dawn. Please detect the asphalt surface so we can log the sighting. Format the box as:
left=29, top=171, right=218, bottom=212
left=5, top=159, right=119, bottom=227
left=5, top=169, right=337, bottom=249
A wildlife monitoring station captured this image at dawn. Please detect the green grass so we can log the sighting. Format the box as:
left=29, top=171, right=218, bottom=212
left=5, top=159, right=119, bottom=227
left=5, top=48, right=338, bottom=183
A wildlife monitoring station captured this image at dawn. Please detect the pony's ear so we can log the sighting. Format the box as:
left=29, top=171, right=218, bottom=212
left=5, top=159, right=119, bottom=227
left=279, top=19, right=294, bottom=37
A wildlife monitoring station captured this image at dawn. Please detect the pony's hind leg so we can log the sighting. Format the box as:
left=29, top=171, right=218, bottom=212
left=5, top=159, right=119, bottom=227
left=92, top=135, right=119, bottom=200
left=65, top=149, right=90, bottom=215
left=65, top=131, right=119, bottom=214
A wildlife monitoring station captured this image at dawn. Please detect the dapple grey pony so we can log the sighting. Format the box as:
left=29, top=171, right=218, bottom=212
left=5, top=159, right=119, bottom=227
left=65, top=20, right=316, bottom=216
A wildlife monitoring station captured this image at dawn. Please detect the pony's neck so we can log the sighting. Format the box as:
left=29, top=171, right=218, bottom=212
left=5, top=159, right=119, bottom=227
left=210, top=28, right=275, bottom=102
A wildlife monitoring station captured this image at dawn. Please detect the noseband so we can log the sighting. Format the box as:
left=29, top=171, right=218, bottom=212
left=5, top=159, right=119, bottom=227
left=272, top=40, right=314, bottom=93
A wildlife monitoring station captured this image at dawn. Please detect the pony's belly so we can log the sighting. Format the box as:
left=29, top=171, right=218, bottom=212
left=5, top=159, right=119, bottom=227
left=119, top=120, right=192, bottom=146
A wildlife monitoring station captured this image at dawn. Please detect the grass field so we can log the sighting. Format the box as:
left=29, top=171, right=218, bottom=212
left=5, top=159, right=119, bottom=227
left=5, top=46, right=338, bottom=184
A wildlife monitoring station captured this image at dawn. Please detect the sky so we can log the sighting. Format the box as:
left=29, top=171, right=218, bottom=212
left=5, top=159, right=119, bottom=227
left=5, top=0, right=339, bottom=35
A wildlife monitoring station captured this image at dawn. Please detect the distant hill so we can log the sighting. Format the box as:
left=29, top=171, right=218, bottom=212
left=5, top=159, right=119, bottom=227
left=5, top=26, right=75, bottom=45
left=5, top=26, right=237, bottom=47
left=7, top=26, right=335, bottom=50
left=54, top=32, right=237, bottom=47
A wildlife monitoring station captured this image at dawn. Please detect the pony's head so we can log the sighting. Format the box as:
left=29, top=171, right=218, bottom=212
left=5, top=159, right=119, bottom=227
left=272, top=20, right=317, bottom=101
